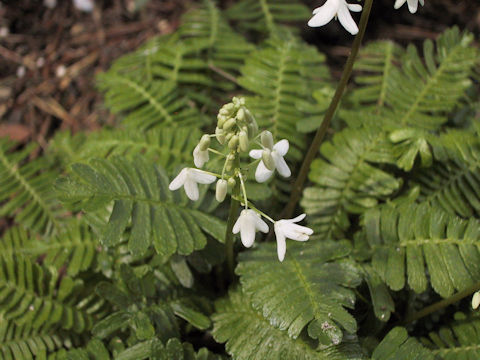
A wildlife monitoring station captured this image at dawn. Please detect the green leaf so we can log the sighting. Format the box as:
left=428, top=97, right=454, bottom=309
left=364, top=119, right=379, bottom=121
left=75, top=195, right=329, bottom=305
left=212, top=289, right=366, bottom=360
left=301, top=127, right=400, bottom=240
left=364, top=203, right=480, bottom=297
left=372, top=327, right=434, bottom=360
left=237, top=240, right=361, bottom=345
left=56, top=157, right=225, bottom=257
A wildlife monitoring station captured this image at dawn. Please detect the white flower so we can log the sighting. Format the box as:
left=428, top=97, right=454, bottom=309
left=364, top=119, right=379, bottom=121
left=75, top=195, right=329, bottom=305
left=73, top=0, right=94, bottom=12
left=193, top=144, right=209, bottom=168
left=307, top=0, right=362, bottom=35
left=394, top=0, right=424, bottom=13
left=232, top=209, right=269, bottom=248
left=168, top=168, right=216, bottom=201
left=473, top=291, right=480, bottom=310
left=249, top=139, right=291, bottom=183
left=274, top=214, right=313, bottom=262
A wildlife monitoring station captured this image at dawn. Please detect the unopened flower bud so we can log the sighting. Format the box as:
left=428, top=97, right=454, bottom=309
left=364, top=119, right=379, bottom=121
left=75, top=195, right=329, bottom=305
left=239, top=131, right=249, bottom=152
left=215, top=127, right=226, bottom=144
left=236, top=108, right=245, bottom=122
left=225, top=154, right=236, bottom=171
left=261, top=131, right=274, bottom=150
left=262, top=149, right=275, bottom=171
left=223, top=118, right=237, bottom=132
left=225, top=132, right=233, bottom=142
left=244, top=108, right=255, bottom=124
left=216, top=179, right=228, bottom=202
left=199, top=135, right=211, bottom=151
left=473, top=291, right=480, bottom=310
left=217, top=114, right=227, bottom=128
left=228, top=135, right=239, bottom=150
left=247, top=121, right=258, bottom=139
left=227, top=177, right=236, bottom=189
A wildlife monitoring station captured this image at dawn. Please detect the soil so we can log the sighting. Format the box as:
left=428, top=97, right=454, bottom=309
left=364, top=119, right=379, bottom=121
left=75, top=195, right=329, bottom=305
left=0, top=0, right=479, bottom=146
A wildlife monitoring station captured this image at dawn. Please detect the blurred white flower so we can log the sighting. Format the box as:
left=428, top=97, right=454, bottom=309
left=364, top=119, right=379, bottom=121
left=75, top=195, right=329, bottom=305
left=394, top=0, right=424, bottom=13
left=249, top=139, right=291, bottom=183
left=274, top=214, right=313, bottom=262
left=44, top=0, right=57, bottom=8
left=233, top=209, right=269, bottom=248
left=193, top=144, right=209, bottom=168
left=169, top=168, right=216, bottom=201
left=473, top=291, right=480, bottom=310
left=73, top=0, right=94, bottom=12
left=308, top=0, right=362, bottom=35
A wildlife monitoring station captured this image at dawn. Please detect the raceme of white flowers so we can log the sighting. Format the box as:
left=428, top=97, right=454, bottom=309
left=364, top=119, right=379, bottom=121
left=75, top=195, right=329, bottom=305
left=169, top=97, right=314, bottom=262
left=307, top=0, right=424, bottom=35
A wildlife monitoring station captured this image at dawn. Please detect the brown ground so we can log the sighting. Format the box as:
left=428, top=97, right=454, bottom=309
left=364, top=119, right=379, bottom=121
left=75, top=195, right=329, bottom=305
left=0, top=0, right=479, bottom=148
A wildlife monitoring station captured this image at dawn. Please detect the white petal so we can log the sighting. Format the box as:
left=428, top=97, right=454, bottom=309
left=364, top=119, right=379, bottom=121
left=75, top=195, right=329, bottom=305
left=249, top=149, right=263, bottom=160
left=407, top=0, right=418, bottom=13
left=347, top=3, right=362, bottom=12
left=193, top=145, right=209, bottom=168
left=273, top=139, right=289, bottom=157
left=289, top=213, right=307, bottom=223
left=274, top=226, right=287, bottom=262
left=307, top=0, right=337, bottom=27
left=337, top=3, right=359, bottom=35
left=189, top=169, right=216, bottom=184
left=255, top=161, right=274, bottom=183
left=240, top=217, right=256, bottom=248
left=394, top=0, right=407, bottom=9
left=169, top=168, right=188, bottom=190
left=283, top=224, right=313, bottom=240
left=254, top=216, right=269, bottom=233
left=183, top=179, right=199, bottom=201
left=419, top=0, right=424, bottom=5
left=232, top=216, right=241, bottom=234
left=273, top=153, right=291, bottom=178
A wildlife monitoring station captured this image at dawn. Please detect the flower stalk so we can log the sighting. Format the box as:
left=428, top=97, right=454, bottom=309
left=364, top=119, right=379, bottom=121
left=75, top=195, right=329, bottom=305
left=225, top=158, right=240, bottom=282
left=283, top=0, right=374, bottom=219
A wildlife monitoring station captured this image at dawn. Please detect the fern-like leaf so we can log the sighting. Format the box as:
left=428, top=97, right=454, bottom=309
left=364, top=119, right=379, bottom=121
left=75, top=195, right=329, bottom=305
left=0, top=317, right=72, bottom=360
left=422, top=312, right=480, bottom=359
left=0, top=221, right=97, bottom=276
left=236, top=240, right=362, bottom=345
left=50, top=127, right=201, bottom=172
left=364, top=202, right=480, bottom=297
left=301, top=127, right=401, bottom=240
left=239, top=36, right=330, bottom=161
left=212, top=289, right=366, bottom=360
left=0, top=139, right=61, bottom=235
left=0, top=255, right=100, bottom=333
left=55, top=157, right=225, bottom=257
left=372, top=327, right=434, bottom=360
left=225, top=0, right=310, bottom=35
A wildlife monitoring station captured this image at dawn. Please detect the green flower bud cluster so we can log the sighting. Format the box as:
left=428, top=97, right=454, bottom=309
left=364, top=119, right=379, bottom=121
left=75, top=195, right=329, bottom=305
left=215, top=97, right=258, bottom=152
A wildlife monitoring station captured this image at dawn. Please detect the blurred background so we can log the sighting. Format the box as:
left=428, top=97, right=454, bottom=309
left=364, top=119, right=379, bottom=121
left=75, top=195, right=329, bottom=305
left=0, top=0, right=478, bottom=148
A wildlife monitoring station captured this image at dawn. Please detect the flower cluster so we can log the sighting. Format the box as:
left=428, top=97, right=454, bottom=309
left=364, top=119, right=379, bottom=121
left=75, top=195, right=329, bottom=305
left=169, top=97, right=313, bottom=262
left=307, top=0, right=424, bottom=35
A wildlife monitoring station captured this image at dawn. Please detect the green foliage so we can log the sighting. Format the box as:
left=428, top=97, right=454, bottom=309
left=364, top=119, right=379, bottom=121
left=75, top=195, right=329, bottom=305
left=55, top=157, right=225, bottom=257
left=350, top=27, right=478, bottom=130
left=422, top=312, right=480, bottom=359
left=212, top=289, right=366, bottom=360
left=0, top=221, right=97, bottom=276
left=0, top=318, right=72, bottom=360
left=225, top=0, right=310, bottom=35
left=363, top=202, right=480, bottom=297
left=0, top=139, right=61, bottom=235
left=301, top=126, right=401, bottom=240
left=236, top=241, right=362, bottom=345
left=371, top=327, right=434, bottom=360
left=0, top=255, right=103, bottom=333
left=239, top=36, right=330, bottom=161
left=50, top=127, right=201, bottom=171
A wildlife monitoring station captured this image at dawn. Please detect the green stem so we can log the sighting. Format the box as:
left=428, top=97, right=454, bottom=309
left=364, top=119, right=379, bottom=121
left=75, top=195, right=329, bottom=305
left=224, top=159, right=240, bottom=282
left=282, top=0, right=374, bottom=218
left=403, top=281, right=480, bottom=325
